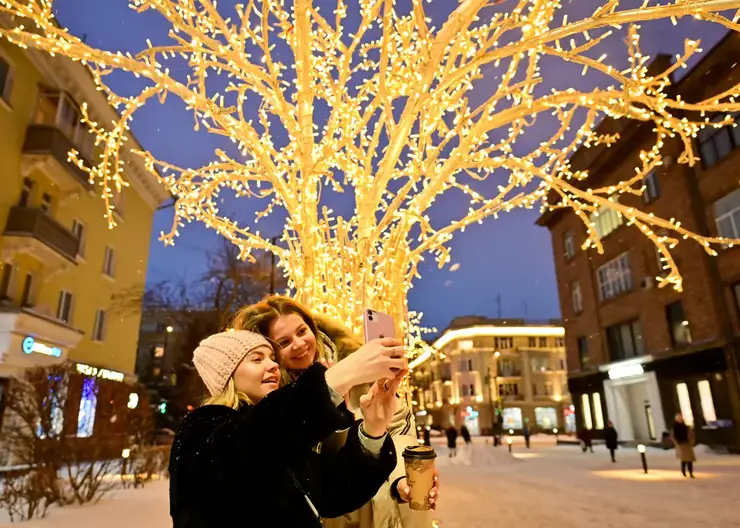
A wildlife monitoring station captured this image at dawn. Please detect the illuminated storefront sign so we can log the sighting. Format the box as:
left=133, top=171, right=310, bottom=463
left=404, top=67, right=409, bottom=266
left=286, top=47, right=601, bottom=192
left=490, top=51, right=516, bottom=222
left=75, top=363, right=125, bottom=382
left=21, top=336, right=62, bottom=358
left=608, top=364, right=644, bottom=380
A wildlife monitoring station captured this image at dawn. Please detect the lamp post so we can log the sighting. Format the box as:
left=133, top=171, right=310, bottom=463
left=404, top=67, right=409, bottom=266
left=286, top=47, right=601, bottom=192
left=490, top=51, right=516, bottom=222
left=507, top=436, right=513, bottom=453
left=638, top=444, right=648, bottom=474
left=553, top=427, right=559, bottom=444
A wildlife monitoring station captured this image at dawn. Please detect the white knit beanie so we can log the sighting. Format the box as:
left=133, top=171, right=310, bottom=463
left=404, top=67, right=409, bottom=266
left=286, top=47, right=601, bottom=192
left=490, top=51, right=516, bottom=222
left=193, top=330, right=272, bottom=396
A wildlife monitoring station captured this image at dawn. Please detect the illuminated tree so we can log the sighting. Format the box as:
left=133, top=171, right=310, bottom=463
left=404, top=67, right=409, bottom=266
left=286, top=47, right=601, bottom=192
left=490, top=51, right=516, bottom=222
left=2, top=0, right=740, bottom=349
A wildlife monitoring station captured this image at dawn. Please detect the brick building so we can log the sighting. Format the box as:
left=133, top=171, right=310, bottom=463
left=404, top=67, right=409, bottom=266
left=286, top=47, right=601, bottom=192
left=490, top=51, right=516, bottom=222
left=537, top=32, right=740, bottom=449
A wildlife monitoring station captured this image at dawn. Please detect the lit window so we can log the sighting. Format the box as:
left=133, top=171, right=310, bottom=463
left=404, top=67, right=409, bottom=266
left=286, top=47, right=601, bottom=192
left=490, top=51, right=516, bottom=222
left=697, top=380, right=717, bottom=424
left=589, top=205, right=623, bottom=239
left=581, top=393, right=593, bottom=430
left=676, top=383, right=694, bottom=427
left=77, top=377, right=98, bottom=438
left=592, top=392, right=604, bottom=429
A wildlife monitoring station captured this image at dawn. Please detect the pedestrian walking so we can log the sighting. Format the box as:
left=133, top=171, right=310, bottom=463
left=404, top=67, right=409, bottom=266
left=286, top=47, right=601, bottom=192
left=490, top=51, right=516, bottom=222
left=460, top=425, right=472, bottom=445
left=522, top=422, right=531, bottom=449
left=604, top=421, right=618, bottom=462
left=423, top=426, right=431, bottom=447
left=579, top=428, right=594, bottom=453
left=446, top=426, right=459, bottom=457
left=671, top=413, right=696, bottom=478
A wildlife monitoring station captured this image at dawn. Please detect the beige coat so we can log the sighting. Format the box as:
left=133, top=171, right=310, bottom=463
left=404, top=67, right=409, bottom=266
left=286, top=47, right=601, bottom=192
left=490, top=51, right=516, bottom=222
left=672, top=427, right=696, bottom=463
left=316, top=314, right=433, bottom=528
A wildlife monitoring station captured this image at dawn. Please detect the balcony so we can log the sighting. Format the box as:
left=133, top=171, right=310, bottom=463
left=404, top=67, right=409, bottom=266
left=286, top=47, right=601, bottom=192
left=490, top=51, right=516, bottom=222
left=20, top=91, right=95, bottom=194
left=21, top=125, right=93, bottom=193
left=3, top=207, right=80, bottom=269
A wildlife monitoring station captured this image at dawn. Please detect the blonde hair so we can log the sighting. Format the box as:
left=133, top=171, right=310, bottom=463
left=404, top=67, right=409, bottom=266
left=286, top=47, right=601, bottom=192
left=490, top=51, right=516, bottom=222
left=202, top=377, right=253, bottom=410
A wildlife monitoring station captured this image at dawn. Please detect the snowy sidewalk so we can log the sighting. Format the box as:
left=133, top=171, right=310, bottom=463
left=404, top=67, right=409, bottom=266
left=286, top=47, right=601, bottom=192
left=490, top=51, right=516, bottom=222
left=3, top=442, right=740, bottom=527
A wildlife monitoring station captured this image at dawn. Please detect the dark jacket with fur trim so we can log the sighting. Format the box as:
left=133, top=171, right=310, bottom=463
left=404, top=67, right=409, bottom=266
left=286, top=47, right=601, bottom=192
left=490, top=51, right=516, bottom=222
left=313, top=314, right=431, bottom=528
left=169, top=364, right=396, bottom=527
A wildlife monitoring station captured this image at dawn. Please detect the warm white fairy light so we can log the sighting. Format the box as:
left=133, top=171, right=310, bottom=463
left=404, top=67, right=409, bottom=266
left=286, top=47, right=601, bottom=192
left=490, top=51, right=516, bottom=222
left=2, top=0, right=740, bottom=365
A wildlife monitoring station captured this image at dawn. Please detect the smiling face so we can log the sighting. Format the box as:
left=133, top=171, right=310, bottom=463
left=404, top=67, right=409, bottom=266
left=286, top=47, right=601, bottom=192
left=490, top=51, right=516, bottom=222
left=268, top=312, right=318, bottom=371
left=232, top=345, right=280, bottom=402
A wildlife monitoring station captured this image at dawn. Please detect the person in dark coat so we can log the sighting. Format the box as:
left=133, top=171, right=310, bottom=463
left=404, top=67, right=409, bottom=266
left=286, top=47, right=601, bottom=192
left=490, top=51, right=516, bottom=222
left=446, top=426, right=458, bottom=457
left=522, top=422, right=531, bottom=449
left=460, top=425, right=472, bottom=445
left=579, top=428, right=593, bottom=453
left=671, top=413, right=696, bottom=478
left=604, top=421, right=619, bottom=462
left=169, top=330, right=404, bottom=527
left=423, top=426, right=431, bottom=447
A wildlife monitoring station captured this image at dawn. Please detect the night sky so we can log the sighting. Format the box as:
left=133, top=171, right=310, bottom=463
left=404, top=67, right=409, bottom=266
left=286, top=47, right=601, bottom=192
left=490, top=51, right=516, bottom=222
left=51, top=1, right=726, bottom=332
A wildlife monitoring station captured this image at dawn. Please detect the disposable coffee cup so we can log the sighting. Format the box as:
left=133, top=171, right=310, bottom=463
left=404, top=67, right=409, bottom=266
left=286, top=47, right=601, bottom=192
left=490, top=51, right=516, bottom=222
left=402, top=445, right=437, bottom=511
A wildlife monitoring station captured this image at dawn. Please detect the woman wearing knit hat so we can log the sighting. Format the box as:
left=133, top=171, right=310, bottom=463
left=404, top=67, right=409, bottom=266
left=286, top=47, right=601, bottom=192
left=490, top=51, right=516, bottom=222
left=231, top=296, right=438, bottom=528
left=169, top=329, right=406, bottom=527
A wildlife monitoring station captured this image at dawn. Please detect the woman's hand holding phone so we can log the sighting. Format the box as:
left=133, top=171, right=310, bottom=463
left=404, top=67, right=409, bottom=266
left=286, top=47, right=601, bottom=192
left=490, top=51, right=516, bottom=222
left=324, top=337, right=407, bottom=396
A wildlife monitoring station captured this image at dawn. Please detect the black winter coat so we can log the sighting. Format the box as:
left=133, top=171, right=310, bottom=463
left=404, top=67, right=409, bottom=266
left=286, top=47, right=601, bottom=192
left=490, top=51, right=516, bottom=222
left=604, top=426, right=618, bottom=450
left=168, top=364, right=396, bottom=527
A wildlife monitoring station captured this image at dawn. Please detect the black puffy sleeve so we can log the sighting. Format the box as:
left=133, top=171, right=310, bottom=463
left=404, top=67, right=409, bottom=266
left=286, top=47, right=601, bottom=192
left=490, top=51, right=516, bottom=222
left=206, top=363, right=354, bottom=465
left=298, top=421, right=396, bottom=519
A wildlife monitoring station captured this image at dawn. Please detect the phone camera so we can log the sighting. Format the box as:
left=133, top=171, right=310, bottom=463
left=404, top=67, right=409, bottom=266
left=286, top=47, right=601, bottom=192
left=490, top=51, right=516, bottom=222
left=367, top=309, right=374, bottom=321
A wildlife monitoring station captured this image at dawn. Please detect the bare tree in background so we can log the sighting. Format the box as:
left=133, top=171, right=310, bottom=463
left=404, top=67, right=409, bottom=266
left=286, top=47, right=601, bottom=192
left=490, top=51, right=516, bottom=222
left=113, top=239, right=280, bottom=424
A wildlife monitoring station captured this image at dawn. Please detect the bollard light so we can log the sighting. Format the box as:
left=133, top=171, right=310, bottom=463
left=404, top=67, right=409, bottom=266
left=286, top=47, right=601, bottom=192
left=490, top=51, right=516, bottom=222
left=507, top=436, right=513, bottom=453
left=637, top=444, right=648, bottom=474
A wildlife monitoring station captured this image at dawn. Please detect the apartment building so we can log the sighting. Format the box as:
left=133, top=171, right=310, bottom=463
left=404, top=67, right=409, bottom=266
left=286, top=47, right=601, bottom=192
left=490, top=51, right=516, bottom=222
left=411, top=317, right=571, bottom=435
left=0, top=37, right=168, bottom=446
left=537, top=32, right=740, bottom=448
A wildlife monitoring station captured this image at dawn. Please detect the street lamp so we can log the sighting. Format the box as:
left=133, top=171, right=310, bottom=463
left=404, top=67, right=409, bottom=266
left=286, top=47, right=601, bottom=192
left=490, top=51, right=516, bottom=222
left=637, top=444, right=648, bottom=474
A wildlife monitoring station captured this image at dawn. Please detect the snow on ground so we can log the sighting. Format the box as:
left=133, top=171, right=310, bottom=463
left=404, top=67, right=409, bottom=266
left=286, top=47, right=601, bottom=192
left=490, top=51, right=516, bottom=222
left=3, top=437, right=740, bottom=527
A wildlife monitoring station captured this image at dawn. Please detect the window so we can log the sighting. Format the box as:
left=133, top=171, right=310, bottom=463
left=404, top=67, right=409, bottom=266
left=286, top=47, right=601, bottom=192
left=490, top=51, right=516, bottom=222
left=528, top=337, right=536, bottom=347
left=643, top=170, right=660, bottom=203
left=93, top=309, right=107, bottom=341
left=577, top=336, right=589, bottom=368
left=581, top=393, right=593, bottom=429
left=57, top=291, right=74, bottom=324
left=592, top=392, right=604, bottom=429
left=76, top=377, right=98, bottom=438
left=502, top=408, right=523, bottom=430
left=500, top=383, right=519, bottom=397
left=589, top=205, right=623, bottom=239
left=458, top=339, right=473, bottom=350
left=103, top=247, right=115, bottom=278
left=40, top=193, right=52, bottom=213
left=468, top=359, right=474, bottom=371
left=533, top=382, right=553, bottom=396
left=555, top=337, right=565, bottom=348
left=20, top=272, right=35, bottom=307
left=71, top=219, right=86, bottom=257
left=535, top=407, right=557, bottom=429
left=564, top=231, right=575, bottom=260
left=154, top=346, right=165, bottom=358
left=597, top=253, right=632, bottom=300
left=713, top=188, right=740, bottom=240
left=0, top=55, right=15, bottom=104
left=539, top=337, right=547, bottom=348
left=531, top=357, right=549, bottom=372
left=0, top=261, right=16, bottom=299
left=666, top=301, right=692, bottom=346
left=571, top=281, right=583, bottom=313
left=18, top=177, right=33, bottom=207
left=675, top=382, right=694, bottom=427
left=606, top=320, right=644, bottom=361
left=698, top=112, right=740, bottom=169
left=697, top=380, right=717, bottom=424
left=498, top=359, right=519, bottom=377
left=494, top=337, right=513, bottom=349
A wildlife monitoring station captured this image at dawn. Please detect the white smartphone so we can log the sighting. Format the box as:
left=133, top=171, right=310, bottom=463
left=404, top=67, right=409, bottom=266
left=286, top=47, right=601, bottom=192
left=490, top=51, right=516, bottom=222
left=363, top=308, right=396, bottom=342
